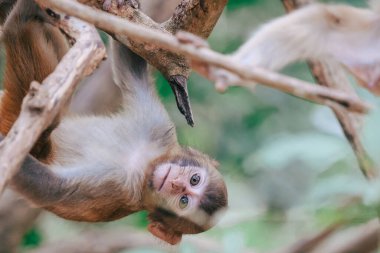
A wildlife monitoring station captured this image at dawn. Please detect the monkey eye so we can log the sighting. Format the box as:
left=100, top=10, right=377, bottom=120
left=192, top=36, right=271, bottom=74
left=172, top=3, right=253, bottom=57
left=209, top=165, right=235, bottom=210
left=179, top=195, right=189, bottom=209
left=190, top=173, right=201, bottom=186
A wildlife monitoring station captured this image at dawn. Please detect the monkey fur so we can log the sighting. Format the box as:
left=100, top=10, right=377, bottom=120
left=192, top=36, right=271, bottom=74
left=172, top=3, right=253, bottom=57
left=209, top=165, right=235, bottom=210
left=216, top=3, right=380, bottom=94
left=0, top=0, right=227, bottom=245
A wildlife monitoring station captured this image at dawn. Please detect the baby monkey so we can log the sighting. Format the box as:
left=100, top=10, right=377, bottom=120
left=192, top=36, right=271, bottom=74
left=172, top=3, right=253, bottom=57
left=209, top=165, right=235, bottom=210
left=0, top=0, right=227, bottom=245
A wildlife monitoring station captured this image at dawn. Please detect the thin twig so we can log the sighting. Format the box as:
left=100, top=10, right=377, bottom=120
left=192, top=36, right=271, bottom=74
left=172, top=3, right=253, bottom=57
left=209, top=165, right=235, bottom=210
left=0, top=17, right=106, bottom=194
left=37, top=0, right=371, bottom=114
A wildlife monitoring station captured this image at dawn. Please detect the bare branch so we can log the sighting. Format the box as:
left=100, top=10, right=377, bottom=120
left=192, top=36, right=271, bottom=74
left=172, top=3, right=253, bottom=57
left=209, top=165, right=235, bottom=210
left=311, top=219, right=380, bottom=253
left=272, top=223, right=341, bottom=253
left=0, top=17, right=106, bottom=194
left=34, top=0, right=370, bottom=114
left=281, top=0, right=377, bottom=179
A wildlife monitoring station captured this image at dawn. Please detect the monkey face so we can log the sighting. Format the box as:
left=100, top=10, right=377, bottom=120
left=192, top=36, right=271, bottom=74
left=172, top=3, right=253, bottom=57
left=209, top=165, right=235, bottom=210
left=151, top=163, right=209, bottom=215
left=145, top=149, right=227, bottom=245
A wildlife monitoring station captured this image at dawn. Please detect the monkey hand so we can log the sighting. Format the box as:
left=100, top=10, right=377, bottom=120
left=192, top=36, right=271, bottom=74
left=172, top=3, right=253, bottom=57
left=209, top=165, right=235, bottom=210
left=102, top=0, right=140, bottom=11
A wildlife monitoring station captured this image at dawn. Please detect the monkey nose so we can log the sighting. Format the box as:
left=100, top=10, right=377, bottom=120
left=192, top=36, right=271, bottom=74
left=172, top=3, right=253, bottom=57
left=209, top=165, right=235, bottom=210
left=171, top=181, right=186, bottom=193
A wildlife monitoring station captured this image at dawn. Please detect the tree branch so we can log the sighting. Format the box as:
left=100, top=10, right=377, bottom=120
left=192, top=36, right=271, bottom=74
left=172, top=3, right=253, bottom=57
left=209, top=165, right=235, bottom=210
left=311, top=219, right=380, bottom=253
left=0, top=190, right=41, bottom=253
left=35, top=0, right=371, bottom=114
left=272, top=223, right=341, bottom=253
left=281, top=0, right=376, bottom=179
left=77, top=0, right=226, bottom=75
left=75, top=0, right=227, bottom=126
left=0, top=17, right=106, bottom=194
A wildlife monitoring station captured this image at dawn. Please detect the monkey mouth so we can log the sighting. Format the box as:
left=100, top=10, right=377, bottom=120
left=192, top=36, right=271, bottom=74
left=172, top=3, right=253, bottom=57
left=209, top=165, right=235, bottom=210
left=158, top=166, right=171, bottom=191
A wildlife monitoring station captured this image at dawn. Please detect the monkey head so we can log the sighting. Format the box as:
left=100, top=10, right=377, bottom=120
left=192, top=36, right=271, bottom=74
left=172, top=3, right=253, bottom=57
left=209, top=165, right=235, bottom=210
left=145, top=148, right=228, bottom=245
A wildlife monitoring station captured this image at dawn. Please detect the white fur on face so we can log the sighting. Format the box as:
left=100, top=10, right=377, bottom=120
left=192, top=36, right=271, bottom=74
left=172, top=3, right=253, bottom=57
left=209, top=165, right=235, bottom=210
left=152, top=163, right=208, bottom=215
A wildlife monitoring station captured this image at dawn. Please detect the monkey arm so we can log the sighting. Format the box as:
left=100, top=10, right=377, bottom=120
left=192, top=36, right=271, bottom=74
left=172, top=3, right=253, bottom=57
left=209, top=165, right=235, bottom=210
left=9, top=155, right=72, bottom=207
left=9, top=151, right=133, bottom=221
left=110, top=40, right=177, bottom=143
left=110, top=39, right=159, bottom=109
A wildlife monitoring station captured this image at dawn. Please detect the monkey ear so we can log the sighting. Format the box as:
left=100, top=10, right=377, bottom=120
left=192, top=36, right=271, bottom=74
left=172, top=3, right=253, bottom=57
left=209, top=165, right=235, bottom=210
left=148, top=222, right=182, bottom=245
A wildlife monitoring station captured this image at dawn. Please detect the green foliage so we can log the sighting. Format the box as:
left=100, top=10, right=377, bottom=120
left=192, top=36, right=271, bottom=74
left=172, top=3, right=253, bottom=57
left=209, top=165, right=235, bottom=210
left=121, top=249, right=166, bottom=253
left=129, top=211, right=150, bottom=228
left=21, top=227, right=42, bottom=248
left=226, top=0, right=261, bottom=11
left=155, top=72, right=175, bottom=101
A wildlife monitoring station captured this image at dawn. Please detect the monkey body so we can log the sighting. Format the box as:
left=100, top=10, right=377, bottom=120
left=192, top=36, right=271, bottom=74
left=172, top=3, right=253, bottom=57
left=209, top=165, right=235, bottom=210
left=44, top=96, right=177, bottom=221
left=0, top=0, right=227, bottom=244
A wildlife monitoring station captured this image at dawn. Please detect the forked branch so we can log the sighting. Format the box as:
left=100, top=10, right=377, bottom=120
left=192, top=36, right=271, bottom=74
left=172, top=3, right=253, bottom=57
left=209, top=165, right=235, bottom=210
left=0, top=17, right=106, bottom=194
left=281, top=0, right=376, bottom=179
left=75, top=0, right=227, bottom=126
left=36, top=0, right=370, bottom=114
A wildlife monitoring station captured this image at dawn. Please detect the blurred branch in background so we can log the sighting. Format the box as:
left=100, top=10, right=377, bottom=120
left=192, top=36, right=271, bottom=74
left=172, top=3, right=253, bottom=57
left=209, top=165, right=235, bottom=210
left=272, top=219, right=379, bottom=253
left=0, top=190, right=41, bottom=253
left=281, top=0, right=376, bottom=180
left=30, top=227, right=257, bottom=253
left=28, top=219, right=380, bottom=253
left=272, top=223, right=340, bottom=253
left=310, top=219, right=380, bottom=253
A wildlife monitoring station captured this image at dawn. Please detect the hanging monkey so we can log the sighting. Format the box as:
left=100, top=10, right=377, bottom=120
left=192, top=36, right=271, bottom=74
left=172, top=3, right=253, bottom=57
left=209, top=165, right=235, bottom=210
left=0, top=0, right=228, bottom=245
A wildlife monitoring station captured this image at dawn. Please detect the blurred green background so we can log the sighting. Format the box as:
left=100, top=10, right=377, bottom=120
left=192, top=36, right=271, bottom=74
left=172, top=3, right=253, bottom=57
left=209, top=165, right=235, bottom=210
left=2, top=0, right=380, bottom=252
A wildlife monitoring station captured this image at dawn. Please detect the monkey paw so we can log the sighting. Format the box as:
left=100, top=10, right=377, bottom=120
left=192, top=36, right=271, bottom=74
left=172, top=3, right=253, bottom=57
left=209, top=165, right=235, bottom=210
left=102, top=0, right=140, bottom=11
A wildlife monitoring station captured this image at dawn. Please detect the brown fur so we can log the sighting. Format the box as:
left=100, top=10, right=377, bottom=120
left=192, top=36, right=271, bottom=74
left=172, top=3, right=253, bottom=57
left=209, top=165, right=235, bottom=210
left=1, top=0, right=228, bottom=245
left=0, top=0, right=68, bottom=162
